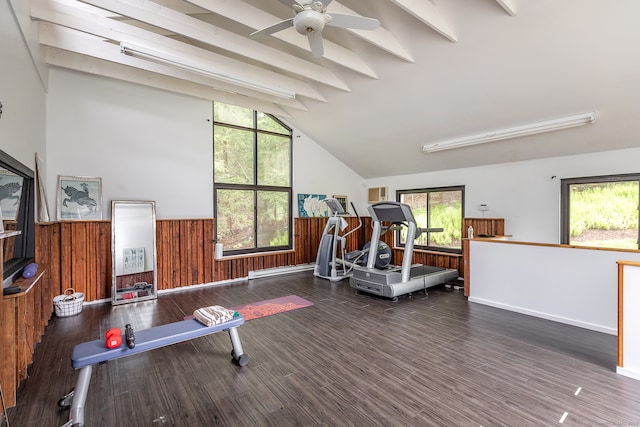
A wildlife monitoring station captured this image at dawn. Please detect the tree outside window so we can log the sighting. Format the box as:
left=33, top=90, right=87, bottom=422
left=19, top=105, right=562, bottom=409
left=397, top=187, right=464, bottom=253
left=213, top=103, right=292, bottom=255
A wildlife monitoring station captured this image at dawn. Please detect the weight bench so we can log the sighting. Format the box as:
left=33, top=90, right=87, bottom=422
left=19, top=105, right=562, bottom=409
left=60, top=316, right=248, bottom=427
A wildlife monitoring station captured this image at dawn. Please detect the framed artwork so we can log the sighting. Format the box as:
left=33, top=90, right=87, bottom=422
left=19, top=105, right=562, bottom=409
left=57, top=175, right=103, bottom=220
left=0, top=168, right=24, bottom=221
left=297, top=193, right=328, bottom=217
left=332, top=195, right=349, bottom=215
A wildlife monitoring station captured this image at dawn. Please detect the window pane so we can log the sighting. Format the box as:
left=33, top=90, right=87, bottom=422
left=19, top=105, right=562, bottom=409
left=213, top=102, right=292, bottom=254
left=401, top=193, right=427, bottom=245
left=257, top=112, right=288, bottom=134
left=569, top=181, right=639, bottom=249
left=214, top=127, right=254, bottom=184
left=257, top=191, right=289, bottom=247
left=213, top=103, right=253, bottom=128
left=428, top=190, right=462, bottom=249
left=400, top=189, right=462, bottom=251
left=216, top=189, right=254, bottom=250
left=257, top=133, right=290, bottom=186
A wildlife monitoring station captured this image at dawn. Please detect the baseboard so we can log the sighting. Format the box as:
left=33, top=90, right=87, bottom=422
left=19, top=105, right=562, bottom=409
left=617, top=366, right=640, bottom=381
left=72, top=266, right=315, bottom=306
left=468, top=296, right=616, bottom=335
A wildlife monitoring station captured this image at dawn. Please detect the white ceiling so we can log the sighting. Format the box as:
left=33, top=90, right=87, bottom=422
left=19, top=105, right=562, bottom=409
left=31, top=0, right=640, bottom=179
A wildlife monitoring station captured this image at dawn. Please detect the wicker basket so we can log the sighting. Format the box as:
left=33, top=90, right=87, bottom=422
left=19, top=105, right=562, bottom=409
left=53, top=288, right=84, bottom=317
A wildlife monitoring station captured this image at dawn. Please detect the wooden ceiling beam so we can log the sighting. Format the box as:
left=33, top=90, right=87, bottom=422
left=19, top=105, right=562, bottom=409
left=496, top=0, right=517, bottom=16
left=75, top=0, right=349, bottom=91
left=31, top=0, right=326, bottom=102
left=38, top=23, right=310, bottom=110
left=184, top=0, right=380, bottom=78
left=46, top=47, right=294, bottom=117
left=388, top=0, right=457, bottom=42
left=323, top=1, right=414, bottom=61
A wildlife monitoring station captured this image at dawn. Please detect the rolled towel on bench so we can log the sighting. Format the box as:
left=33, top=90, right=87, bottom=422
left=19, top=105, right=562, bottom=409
left=193, top=305, right=237, bottom=327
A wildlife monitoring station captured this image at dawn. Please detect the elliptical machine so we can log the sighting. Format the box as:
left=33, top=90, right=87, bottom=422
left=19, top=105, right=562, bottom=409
left=314, top=198, right=393, bottom=281
left=314, top=198, right=361, bottom=281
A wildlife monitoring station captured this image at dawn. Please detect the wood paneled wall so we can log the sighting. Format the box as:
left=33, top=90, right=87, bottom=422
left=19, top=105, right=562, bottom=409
left=38, top=219, right=297, bottom=302
left=35, top=216, right=467, bottom=304
left=156, top=219, right=215, bottom=290
left=463, top=218, right=505, bottom=237
left=294, top=216, right=367, bottom=265
left=36, top=222, right=112, bottom=301
left=1, top=232, right=53, bottom=410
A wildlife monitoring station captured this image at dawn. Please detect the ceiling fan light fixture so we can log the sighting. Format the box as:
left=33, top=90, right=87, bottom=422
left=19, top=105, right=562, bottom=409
left=422, top=112, right=596, bottom=153
left=294, top=10, right=326, bottom=34
left=120, top=42, right=296, bottom=100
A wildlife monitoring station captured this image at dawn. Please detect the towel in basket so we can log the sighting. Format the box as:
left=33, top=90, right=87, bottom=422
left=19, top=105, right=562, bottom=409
left=54, top=288, right=84, bottom=317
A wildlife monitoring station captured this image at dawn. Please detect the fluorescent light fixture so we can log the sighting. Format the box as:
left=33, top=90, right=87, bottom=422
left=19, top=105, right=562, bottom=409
left=120, top=42, right=296, bottom=100
left=422, top=112, right=596, bottom=153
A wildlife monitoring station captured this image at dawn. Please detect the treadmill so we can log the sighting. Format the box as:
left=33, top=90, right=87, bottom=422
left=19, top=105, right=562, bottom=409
left=350, top=201, right=459, bottom=300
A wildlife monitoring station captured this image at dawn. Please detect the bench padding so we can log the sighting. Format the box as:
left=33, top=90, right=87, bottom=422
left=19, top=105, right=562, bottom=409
left=71, top=316, right=245, bottom=369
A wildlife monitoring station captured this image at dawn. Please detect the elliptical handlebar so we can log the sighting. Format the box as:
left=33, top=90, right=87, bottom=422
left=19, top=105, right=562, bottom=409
left=342, top=202, right=362, bottom=239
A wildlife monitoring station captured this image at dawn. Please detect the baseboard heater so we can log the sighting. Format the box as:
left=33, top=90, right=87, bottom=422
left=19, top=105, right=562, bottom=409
left=248, top=264, right=314, bottom=279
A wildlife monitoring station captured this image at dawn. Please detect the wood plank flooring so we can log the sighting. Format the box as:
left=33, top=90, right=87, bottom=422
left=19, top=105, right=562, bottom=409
left=6, top=272, right=640, bottom=426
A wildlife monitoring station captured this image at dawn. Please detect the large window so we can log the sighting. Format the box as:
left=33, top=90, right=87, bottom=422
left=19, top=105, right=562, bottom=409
left=213, top=103, right=292, bottom=255
left=561, top=174, right=639, bottom=249
left=397, top=186, right=464, bottom=253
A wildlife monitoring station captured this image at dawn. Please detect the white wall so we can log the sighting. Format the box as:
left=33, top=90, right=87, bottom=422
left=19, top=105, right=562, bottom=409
left=46, top=69, right=212, bottom=219
left=469, top=240, right=640, bottom=334
left=618, top=263, right=640, bottom=380
left=365, top=148, right=640, bottom=244
left=291, top=128, right=366, bottom=215
left=45, top=69, right=366, bottom=219
left=0, top=0, right=46, bottom=171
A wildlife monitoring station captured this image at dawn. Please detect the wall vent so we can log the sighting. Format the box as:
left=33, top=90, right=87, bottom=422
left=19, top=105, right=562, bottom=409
left=367, top=186, right=388, bottom=203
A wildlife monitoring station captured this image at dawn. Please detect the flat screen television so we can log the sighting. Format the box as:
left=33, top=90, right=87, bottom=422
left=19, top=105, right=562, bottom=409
left=0, top=149, right=35, bottom=287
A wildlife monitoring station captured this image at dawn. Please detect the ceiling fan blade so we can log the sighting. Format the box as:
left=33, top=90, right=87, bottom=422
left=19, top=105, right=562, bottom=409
left=325, top=13, right=380, bottom=31
left=307, top=31, right=324, bottom=58
left=250, top=18, right=294, bottom=39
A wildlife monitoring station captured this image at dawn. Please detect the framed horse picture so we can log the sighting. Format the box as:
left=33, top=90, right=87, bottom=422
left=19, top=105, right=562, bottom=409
left=57, top=175, right=103, bottom=220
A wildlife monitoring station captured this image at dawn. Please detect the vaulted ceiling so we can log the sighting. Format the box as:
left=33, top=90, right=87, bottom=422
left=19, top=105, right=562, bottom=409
left=29, top=0, right=640, bottom=178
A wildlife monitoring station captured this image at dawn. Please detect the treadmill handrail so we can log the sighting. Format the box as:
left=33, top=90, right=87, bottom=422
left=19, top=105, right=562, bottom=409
left=365, top=201, right=418, bottom=282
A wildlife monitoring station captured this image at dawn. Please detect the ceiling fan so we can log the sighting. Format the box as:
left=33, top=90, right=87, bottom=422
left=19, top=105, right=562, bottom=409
left=250, top=0, right=380, bottom=58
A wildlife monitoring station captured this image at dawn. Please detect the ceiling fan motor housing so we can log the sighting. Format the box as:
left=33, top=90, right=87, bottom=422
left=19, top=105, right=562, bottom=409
left=294, top=10, right=327, bottom=34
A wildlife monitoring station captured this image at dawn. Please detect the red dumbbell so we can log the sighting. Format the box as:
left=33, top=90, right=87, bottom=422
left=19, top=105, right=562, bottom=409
left=105, top=327, right=122, bottom=349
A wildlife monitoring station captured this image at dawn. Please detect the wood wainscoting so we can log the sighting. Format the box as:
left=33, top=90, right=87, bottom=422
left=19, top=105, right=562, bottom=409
left=36, top=220, right=298, bottom=303
left=35, top=216, right=465, bottom=305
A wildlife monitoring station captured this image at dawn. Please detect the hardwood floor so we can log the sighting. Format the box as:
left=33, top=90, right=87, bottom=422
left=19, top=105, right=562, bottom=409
left=6, top=272, right=640, bottom=426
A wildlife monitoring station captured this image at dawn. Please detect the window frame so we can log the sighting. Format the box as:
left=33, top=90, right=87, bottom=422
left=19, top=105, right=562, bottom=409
left=560, top=173, right=640, bottom=249
left=213, top=106, right=293, bottom=256
left=396, top=185, right=465, bottom=254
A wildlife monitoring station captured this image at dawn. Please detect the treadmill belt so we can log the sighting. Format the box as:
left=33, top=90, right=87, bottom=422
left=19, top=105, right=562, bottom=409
left=409, top=265, right=446, bottom=278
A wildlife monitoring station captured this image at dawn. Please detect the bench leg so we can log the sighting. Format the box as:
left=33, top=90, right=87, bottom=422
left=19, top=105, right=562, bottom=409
left=67, top=365, right=92, bottom=427
left=227, top=327, right=249, bottom=366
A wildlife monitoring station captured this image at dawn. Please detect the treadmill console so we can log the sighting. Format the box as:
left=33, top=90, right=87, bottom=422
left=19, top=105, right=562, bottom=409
left=368, top=202, right=416, bottom=224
